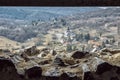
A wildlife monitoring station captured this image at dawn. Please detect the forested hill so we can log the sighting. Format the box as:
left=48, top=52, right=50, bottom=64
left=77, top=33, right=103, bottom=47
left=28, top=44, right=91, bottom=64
left=1, top=7, right=120, bottom=42
left=0, top=7, right=101, bottom=21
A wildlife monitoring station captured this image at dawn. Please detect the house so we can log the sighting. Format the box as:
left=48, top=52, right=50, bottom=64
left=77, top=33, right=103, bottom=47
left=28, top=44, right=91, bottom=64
left=100, top=36, right=108, bottom=42
left=90, top=45, right=101, bottom=53
left=88, top=40, right=102, bottom=47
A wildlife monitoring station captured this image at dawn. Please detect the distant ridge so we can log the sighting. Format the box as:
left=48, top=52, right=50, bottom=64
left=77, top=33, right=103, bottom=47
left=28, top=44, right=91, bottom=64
left=0, top=7, right=101, bottom=21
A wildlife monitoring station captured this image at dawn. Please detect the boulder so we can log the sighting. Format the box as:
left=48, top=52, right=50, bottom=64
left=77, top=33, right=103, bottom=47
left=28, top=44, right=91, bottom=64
left=83, top=72, right=94, bottom=80
left=0, top=58, right=22, bottom=80
left=53, top=57, right=66, bottom=66
left=110, top=77, right=119, bottom=80
left=82, top=64, right=94, bottom=80
left=71, top=51, right=89, bottom=59
left=96, top=62, right=113, bottom=75
left=25, top=66, right=42, bottom=79
left=81, top=57, right=120, bottom=80
left=59, top=73, right=70, bottom=80
left=24, top=46, right=40, bottom=56
left=116, top=66, right=120, bottom=74
left=91, top=57, right=113, bottom=75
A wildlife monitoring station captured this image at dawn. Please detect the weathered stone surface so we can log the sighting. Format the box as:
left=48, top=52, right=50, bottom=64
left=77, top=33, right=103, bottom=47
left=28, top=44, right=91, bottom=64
left=110, top=77, right=119, bottom=80
left=96, top=62, right=112, bottom=75
left=50, top=50, right=57, bottom=56
left=0, top=48, right=120, bottom=80
left=59, top=73, right=80, bottom=80
left=71, top=51, right=89, bottom=59
left=116, top=66, right=120, bottom=74
left=53, top=57, right=66, bottom=66
left=100, top=48, right=120, bottom=54
left=44, top=67, right=61, bottom=77
left=82, top=64, right=90, bottom=72
left=38, top=59, right=51, bottom=65
left=37, top=48, right=56, bottom=58
left=21, top=53, right=30, bottom=62
left=37, top=52, right=47, bottom=58
left=82, top=64, right=94, bottom=80
left=0, top=58, right=23, bottom=80
left=64, top=58, right=76, bottom=65
left=25, top=66, right=42, bottom=79
left=23, top=46, right=40, bottom=56
left=11, top=54, right=24, bottom=64
left=83, top=72, right=94, bottom=80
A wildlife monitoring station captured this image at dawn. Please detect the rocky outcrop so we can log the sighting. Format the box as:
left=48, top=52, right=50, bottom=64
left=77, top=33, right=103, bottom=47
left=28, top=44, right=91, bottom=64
left=0, top=58, right=23, bottom=80
left=25, top=66, right=42, bottom=79
left=0, top=48, right=120, bottom=80
left=100, top=48, right=120, bottom=54
left=23, top=46, right=40, bottom=56
left=81, top=57, right=120, bottom=80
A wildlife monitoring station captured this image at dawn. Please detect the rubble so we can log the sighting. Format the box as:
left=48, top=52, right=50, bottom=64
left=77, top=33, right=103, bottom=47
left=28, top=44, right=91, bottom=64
left=0, top=47, right=120, bottom=80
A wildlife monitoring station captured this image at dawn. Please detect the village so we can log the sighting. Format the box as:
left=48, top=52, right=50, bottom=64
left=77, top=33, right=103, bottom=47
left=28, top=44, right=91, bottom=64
left=36, top=25, right=120, bottom=54
left=0, top=25, right=119, bottom=55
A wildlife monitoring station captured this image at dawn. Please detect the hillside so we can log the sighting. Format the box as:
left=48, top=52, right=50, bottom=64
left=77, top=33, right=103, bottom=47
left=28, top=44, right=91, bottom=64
left=0, top=7, right=101, bottom=21
left=0, top=7, right=120, bottom=43
left=0, top=36, right=21, bottom=50
left=62, top=7, right=120, bottom=32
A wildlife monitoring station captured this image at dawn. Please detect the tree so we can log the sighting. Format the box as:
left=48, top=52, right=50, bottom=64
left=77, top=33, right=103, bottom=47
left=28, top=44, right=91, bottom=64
left=80, top=33, right=83, bottom=41
left=99, top=32, right=102, bottom=37
left=105, top=40, right=109, bottom=44
left=109, top=38, right=115, bottom=44
left=81, top=45, right=85, bottom=51
left=102, top=41, right=106, bottom=48
left=75, top=33, right=84, bottom=41
left=84, top=33, right=90, bottom=41
left=32, top=20, right=38, bottom=26
left=66, top=44, right=72, bottom=52
left=61, top=19, right=66, bottom=26
left=72, top=45, right=77, bottom=51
